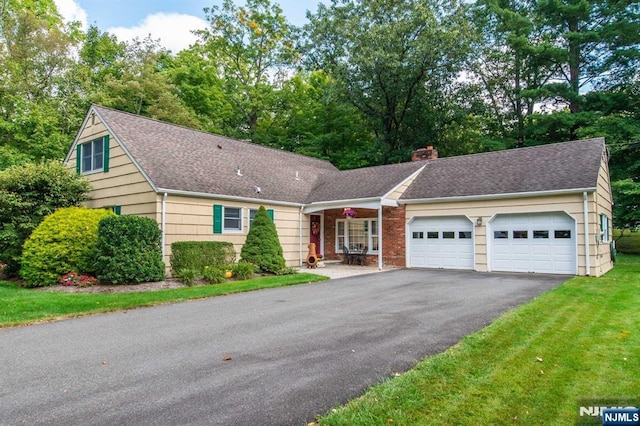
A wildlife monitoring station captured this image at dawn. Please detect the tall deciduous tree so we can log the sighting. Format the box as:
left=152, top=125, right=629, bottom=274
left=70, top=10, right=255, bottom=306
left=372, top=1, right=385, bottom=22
left=195, top=0, right=296, bottom=140
left=303, top=0, right=472, bottom=163
left=90, top=36, right=198, bottom=127
left=0, top=0, right=82, bottom=167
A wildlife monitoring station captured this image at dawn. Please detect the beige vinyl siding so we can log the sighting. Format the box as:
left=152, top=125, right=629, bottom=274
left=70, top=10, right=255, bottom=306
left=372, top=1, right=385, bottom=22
left=66, top=118, right=157, bottom=220
left=406, top=193, right=597, bottom=275
left=593, top=155, right=614, bottom=276
left=162, top=195, right=304, bottom=271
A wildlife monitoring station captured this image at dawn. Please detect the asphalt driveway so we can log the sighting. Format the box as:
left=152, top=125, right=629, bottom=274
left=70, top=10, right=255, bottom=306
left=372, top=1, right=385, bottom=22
left=0, top=269, right=568, bottom=425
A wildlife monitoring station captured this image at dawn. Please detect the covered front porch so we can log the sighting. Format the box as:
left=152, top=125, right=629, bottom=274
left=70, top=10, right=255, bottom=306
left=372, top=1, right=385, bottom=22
left=302, top=198, right=408, bottom=270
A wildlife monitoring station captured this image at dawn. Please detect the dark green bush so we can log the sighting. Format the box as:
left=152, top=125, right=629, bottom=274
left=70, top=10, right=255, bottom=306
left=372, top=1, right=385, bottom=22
left=20, top=207, right=115, bottom=287
left=0, top=161, right=90, bottom=276
left=94, top=215, right=165, bottom=284
left=232, top=261, right=257, bottom=280
left=175, top=268, right=198, bottom=286
left=240, top=206, right=286, bottom=273
left=170, top=241, right=236, bottom=275
left=203, top=266, right=226, bottom=284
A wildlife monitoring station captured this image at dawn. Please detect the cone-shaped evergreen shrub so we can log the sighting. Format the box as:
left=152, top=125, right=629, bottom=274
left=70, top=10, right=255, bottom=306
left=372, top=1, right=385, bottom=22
left=95, top=215, right=165, bottom=284
left=20, top=207, right=115, bottom=287
left=240, top=206, right=285, bottom=273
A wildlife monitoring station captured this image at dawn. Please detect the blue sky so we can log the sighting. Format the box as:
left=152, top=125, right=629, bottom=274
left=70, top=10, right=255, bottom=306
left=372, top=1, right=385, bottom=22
left=55, top=0, right=324, bottom=52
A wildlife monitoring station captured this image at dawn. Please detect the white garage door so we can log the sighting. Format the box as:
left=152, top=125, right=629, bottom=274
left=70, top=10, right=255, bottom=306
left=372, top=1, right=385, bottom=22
left=489, top=212, right=576, bottom=274
left=409, top=216, right=474, bottom=270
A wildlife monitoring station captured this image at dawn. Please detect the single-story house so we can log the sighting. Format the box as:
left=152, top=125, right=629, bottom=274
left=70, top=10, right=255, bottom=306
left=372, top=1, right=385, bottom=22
left=64, top=105, right=614, bottom=276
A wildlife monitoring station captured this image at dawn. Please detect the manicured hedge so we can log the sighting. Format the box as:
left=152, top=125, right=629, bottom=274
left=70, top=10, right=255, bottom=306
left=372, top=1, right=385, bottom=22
left=170, top=241, right=236, bottom=274
left=20, top=207, right=114, bottom=287
left=95, top=215, right=165, bottom=284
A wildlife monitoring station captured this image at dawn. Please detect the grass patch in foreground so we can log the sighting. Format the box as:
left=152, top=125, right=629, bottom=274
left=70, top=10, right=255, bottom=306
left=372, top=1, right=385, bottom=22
left=318, top=255, right=640, bottom=425
left=0, top=273, right=327, bottom=328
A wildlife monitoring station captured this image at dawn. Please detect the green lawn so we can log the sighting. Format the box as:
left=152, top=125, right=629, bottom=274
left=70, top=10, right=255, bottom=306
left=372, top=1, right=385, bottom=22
left=614, top=229, right=640, bottom=255
left=0, top=273, right=328, bottom=328
left=317, top=254, right=640, bottom=425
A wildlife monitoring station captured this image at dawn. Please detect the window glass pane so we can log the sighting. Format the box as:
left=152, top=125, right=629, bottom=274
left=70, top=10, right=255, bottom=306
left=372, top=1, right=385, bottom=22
left=427, top=232, right=439, bottom=239
left=371, top=235, right=379, bottom=251
left=81, top=143, right=92, bottom=172
left=348, top=220, right=367, bottom=250
left=92, top=139, right=103, bottom=170
left=249, top=209, right=257, bottom=228
left=442, top=231, right=455, bottom=239
left=513, top=230, right=528, bottom=239
left=336, top=221, right=345, bottom=251
left=555, top=230, right=571, bottom=239
left=494, top=231, right=508, bottom=239
left=224, top=207, right=241, bottom=230
left=459, top=231, right=472, bottom=239
left=533, top=230, right=549, bottom=239
left=412, top=231, right=424, bottom=239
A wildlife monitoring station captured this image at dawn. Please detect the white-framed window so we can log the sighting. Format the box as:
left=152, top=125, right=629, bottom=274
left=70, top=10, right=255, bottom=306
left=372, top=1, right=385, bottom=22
left=599, top=214, right=610, bottom=242
left=80, top=138, right=104, bottom=173
left=336, top=219, right=379, bottom=253
left=224, top=207, right=242, bottom=232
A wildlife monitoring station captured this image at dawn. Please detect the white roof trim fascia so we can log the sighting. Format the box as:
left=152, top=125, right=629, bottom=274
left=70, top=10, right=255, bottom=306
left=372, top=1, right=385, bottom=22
left=399, top=187, right=597, bottom=205
left=380, top=165, right=426, bottom=200
left=64, top=106, right=96, bottom=164
left=157, top=188, right=304, bottom=208
left=303, top=197, right=383, bottom=214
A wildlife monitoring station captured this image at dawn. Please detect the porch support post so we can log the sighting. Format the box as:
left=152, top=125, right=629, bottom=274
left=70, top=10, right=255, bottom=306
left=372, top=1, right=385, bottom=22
left=378, top=205, right=383, bottom=270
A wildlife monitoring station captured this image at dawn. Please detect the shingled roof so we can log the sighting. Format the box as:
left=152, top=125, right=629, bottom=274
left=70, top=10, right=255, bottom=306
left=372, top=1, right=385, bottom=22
left=82, top=106, right=605, bottom=205
left=400, top=138, right=605, bottom=200
left=93, top=106, right=338, bottom=204
left=306, top=161, right=425, bottom=203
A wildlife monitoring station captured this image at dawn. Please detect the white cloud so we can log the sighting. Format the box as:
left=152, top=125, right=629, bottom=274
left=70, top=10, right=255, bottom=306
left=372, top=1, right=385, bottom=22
left=54, top=0, right=88, bottom=30
left=108, top=13, right=208, bottom=53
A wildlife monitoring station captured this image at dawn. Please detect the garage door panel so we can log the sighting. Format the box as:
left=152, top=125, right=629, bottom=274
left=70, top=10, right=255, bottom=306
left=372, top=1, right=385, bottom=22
left=410, top=217, right=474, bottom=270
left=489, top=212, right=576, bottom=274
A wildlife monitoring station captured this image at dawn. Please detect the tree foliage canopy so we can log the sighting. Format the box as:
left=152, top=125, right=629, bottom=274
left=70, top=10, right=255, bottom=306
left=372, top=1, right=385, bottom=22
left=0, top=0, right=638, bottom=227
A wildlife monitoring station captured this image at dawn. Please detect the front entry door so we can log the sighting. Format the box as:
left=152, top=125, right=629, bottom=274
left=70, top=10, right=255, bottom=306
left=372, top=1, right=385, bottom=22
left=310, top=215, right=321, bottom=254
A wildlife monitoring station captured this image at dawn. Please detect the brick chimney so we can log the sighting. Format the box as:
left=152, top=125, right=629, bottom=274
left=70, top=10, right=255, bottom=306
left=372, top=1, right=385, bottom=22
left=411, top=145, right=438, bottom=161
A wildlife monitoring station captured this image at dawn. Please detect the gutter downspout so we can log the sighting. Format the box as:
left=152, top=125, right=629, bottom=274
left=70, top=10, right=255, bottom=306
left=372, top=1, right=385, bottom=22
left=161, top=192, right=168, bottom=260
left=378, top=205, right=383, bottom=271
left=583, top=191, right=590, bottom=276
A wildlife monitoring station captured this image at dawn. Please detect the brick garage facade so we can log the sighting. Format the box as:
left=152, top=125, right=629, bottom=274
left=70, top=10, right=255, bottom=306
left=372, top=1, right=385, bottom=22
left=320, top=206, right=406, bottom=267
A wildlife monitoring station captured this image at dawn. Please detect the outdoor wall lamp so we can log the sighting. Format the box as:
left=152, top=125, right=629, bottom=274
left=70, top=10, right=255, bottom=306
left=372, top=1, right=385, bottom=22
left=476, top=217, right=483, bottom=226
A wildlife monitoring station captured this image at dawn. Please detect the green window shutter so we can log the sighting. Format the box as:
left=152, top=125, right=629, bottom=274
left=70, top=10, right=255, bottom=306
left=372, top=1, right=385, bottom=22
left=213, top=204, right=222, bottom=234
left=113, top=205, right=121, bottom=215
left=76, top=145, right=81, bottom=174
left=267, top=209, right=274, bottom=222
left=103, top=135, right=110, bottom=172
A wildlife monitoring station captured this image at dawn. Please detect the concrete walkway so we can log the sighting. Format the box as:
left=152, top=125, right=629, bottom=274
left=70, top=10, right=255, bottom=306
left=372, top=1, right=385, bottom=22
left=296, top=261, right=398, bottom=279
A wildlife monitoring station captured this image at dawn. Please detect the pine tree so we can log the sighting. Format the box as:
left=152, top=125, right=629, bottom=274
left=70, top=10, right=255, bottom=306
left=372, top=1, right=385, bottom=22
left=240, top=206, right=285, bottom=273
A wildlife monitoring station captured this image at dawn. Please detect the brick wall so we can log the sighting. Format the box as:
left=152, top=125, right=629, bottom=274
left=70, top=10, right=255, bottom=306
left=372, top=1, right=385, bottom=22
left=321, top=206, right=406, bottom=267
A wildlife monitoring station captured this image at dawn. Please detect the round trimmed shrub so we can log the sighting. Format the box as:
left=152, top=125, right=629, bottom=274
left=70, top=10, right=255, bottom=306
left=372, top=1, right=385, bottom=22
left=94, top=215, right=165, bottom=284
left=240, top=206, right=285, bottom=273
left=20, top=207, right=115, bottom=287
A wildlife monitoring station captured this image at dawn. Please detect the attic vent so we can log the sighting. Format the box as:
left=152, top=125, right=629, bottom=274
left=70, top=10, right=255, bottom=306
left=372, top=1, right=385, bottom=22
left=236, top=166, right=242, bottom=176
